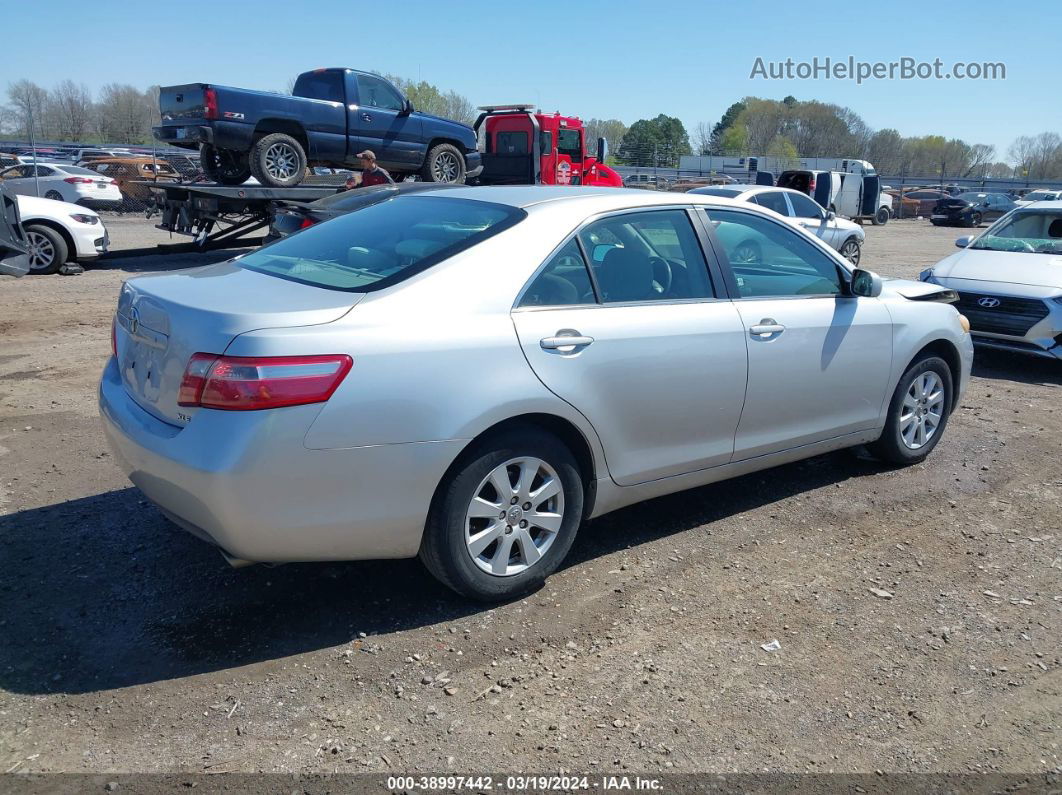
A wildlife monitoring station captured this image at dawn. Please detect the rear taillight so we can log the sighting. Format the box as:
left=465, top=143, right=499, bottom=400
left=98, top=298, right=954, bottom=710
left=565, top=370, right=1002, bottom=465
left=299, top=217, right=316, bottom=229
left=203, top=87, right=218, bottom=120
left=178, top=353, right=353, bottom=411
left=64, top=176, right=95, bottom=184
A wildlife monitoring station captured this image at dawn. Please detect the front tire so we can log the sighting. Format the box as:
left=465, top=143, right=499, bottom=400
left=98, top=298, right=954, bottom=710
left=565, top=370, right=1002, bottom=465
left=25, top=224, right=68, bottom=275
left=249, top=133, right=307, bottom=188
left=421, top=143, right=466, bottom=184
left=867, top=355, right=953, bottom=465
left=200, top=144, right=252, bottom=185
left=966, top=212, right=982, bottom=228
left=872, top=206, right=889, bottom=225
left=419, top=429, right=583, bottom=601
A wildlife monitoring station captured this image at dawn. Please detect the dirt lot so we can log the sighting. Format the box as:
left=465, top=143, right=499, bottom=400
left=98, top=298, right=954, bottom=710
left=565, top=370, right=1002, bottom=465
left=0, top=216, right=1059, bottom=777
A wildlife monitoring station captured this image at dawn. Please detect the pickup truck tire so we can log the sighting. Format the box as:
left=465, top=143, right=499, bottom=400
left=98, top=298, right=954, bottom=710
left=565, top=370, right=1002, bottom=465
left=200, top=145, right=252, bottom=186
left=249, top=133, right=307, bottom=188
left=422, top=143, right=466, bottom=184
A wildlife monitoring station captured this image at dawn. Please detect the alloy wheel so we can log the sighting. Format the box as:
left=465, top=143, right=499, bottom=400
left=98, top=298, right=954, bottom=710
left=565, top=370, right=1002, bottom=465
left=899, top=372, right=945, bottom=450
left=264, top=142, right=299, bottom=180
left=432, top=151, right=460, bottom=182
left=26, top=230, right=55, bottom=272
left=841, top=240, right=861, bottom=265
left=464, top=457, right=564, bottom=576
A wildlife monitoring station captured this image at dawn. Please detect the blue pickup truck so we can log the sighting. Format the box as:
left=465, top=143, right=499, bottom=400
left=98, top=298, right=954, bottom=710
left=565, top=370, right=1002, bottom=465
left=153, top=68, right=482, bottom=188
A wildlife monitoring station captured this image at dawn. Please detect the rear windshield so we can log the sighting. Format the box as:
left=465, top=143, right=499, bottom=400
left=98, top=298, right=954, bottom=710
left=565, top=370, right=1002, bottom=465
left=238, top=196, right=526, bottom=292
left=690, top=187, right=744, bottom=197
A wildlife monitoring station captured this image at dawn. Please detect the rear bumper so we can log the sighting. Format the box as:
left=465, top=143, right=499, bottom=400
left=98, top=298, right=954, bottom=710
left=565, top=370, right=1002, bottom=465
left=153, top=121, right=253, bottom=152
left=98, top=357, right=463, bottom=562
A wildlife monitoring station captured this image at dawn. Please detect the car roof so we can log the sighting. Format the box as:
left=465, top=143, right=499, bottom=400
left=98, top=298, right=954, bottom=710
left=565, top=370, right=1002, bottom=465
left=425, top=185, right=747, bottom=210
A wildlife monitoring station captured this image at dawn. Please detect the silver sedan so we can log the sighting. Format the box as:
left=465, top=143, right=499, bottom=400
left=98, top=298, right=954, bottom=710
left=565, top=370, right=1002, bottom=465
left=100, top=187, right=973, bottom=600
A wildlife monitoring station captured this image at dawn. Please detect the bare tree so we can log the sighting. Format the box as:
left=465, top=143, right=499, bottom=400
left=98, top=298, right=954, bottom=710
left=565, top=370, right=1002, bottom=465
left=50, top=80, right=94, bottom=140
left=7, top=79, right=49, bottom=138
left=1007, top=135, right=1036, bottom=179
left=693, top=121, right=712, bottom=156
left=96, top=83, right=154, bottom=143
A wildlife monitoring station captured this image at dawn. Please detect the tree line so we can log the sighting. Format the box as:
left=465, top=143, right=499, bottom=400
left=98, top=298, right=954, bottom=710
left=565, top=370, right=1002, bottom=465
left=5, top=77, right=1060, bottom=181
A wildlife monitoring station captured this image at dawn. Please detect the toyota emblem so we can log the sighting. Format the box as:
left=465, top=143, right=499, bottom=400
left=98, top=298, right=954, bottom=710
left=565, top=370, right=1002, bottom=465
left=130, top=307, right=140, bottom=334
left=977, top=297, right=1001, bottom=308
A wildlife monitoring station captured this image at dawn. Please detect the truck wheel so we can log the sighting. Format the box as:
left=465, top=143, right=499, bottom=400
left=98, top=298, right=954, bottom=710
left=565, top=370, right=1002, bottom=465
left=249, top=133, right=307, bottom=188
left=200, top=144, right=251, bottom=185
left=422, top=143, right=466, bottom=184
left=872, top=206, right=890, bottom=225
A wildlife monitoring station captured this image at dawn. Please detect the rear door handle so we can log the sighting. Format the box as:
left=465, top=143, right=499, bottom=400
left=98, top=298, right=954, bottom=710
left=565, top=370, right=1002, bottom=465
left=361, top=113, right=372, bottom=122
left=749, top=319, right=785, bottom=337
left=541, top=333, right=594, bottom=350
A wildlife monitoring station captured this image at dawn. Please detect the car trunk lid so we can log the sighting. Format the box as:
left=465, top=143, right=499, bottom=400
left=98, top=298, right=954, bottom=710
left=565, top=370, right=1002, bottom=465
left=115, top=261, right=361, bottom=425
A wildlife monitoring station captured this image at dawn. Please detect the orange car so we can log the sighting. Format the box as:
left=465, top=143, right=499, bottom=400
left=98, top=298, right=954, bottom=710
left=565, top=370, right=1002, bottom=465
left=83, top=157, right=179, bottom=207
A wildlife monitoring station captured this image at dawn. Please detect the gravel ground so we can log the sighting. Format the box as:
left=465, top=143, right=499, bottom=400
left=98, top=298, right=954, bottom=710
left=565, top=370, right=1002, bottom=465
left=0, top=216, right=1059, bottom=776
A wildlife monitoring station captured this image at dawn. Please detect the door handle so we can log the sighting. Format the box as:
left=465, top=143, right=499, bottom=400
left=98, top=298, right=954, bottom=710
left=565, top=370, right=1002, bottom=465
left=749, top=319, right=785, bottom=337
left=361, top=113, right=372, bottom=122
left=541, top=333, right=594, bottom=350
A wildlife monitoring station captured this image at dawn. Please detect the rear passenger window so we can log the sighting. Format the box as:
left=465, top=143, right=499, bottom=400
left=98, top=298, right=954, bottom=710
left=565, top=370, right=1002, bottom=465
left=753, top=191, right=790, bottom=216
left=519, top=239, right=593, bottom=307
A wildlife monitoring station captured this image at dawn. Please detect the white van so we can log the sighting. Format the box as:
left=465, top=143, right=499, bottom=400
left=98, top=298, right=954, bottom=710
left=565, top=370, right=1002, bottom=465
left=776, top=162, right=892, bottom=225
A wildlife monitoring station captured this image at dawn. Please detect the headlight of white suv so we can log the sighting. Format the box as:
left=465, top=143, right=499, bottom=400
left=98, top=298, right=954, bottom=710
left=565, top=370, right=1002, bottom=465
left=919, top=268, right=935, bottom=282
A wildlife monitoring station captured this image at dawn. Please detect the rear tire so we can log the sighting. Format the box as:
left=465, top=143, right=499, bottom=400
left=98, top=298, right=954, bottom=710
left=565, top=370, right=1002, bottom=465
left=44, top=190, right=64, bottom=201
left=872, top=206, right=889, bottom=225
left=839, top=237, right=862, bottom=266
left=249, top=133, right=307, bottom=188
left=421, top=143, right=466, bottom=184
left=867, top=355, right=953, bottom=465
left=24, top=224, right=68, bottom=275
left=419, top=429, right=583, bottom=601
left=200, top=144, right=251, bottom=185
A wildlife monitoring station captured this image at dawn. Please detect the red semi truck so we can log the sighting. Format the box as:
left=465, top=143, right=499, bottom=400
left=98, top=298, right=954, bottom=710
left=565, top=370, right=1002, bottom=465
left=474, top=105, right=623, bottom=188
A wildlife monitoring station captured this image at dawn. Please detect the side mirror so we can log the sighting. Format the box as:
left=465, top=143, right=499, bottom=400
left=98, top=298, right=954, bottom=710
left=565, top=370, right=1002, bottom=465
left=826, top=210, right=836, bottom=221
left=596, top=137, right=608, bottom=163
left=955, top=235, right=973, bottom=248
left=850, top=268, right=883, bottom=298
left=400, top=99, right=414, bottom=115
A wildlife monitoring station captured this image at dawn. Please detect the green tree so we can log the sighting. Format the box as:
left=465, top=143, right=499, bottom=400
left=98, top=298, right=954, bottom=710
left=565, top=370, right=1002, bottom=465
left=709, top=101, right=745, bottom=155
left=617, top=114, right=690, bottom=167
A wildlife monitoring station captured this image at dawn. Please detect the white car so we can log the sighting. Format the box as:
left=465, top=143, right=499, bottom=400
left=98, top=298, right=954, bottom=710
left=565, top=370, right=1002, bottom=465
left=920, top=202, right=1062, bottom=360
left=17, top=194, right=109, bottom=274
left=1015, top=189, right=1062, bottom=207
left=690, top=184, right=865, bottom=265
left=0, top=163, right=122, bottom=208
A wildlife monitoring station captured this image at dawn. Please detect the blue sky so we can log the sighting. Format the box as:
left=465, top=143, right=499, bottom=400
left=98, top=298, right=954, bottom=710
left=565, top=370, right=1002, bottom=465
left=5, top=0, right=1058, bottom=159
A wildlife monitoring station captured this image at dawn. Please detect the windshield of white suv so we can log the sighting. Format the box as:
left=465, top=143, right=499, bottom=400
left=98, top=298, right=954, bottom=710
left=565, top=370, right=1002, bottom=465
left=969, top=210, right=1062, bottom=254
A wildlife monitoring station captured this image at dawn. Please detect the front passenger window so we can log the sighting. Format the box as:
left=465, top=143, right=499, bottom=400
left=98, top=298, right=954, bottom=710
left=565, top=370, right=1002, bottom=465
left=705, top=209, right=844, bottom=298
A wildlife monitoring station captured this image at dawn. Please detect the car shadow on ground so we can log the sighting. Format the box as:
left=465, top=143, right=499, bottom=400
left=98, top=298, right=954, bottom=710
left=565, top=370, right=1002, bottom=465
left=0, top=451, right=884, bottom=696
left=971, top=348, right=1061, bottom=386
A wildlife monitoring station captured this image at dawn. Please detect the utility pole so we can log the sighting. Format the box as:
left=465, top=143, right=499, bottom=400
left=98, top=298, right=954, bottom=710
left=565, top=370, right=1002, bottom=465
left=29, top=103, right=40, bottom=197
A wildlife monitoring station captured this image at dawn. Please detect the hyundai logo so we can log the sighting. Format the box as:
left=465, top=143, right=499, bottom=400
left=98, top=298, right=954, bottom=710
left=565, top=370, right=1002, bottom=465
left=129, top=307, right=140, bottom=334
left=977, top=297, right=1001, bottom=308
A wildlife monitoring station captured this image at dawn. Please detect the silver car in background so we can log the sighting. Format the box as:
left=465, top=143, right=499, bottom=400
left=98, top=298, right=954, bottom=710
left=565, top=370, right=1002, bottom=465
left=921, top=202, right=1062, bottom=360
left=100, top=187, right=972, bottom=600
left=689, top=184, right=865, bottom=265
